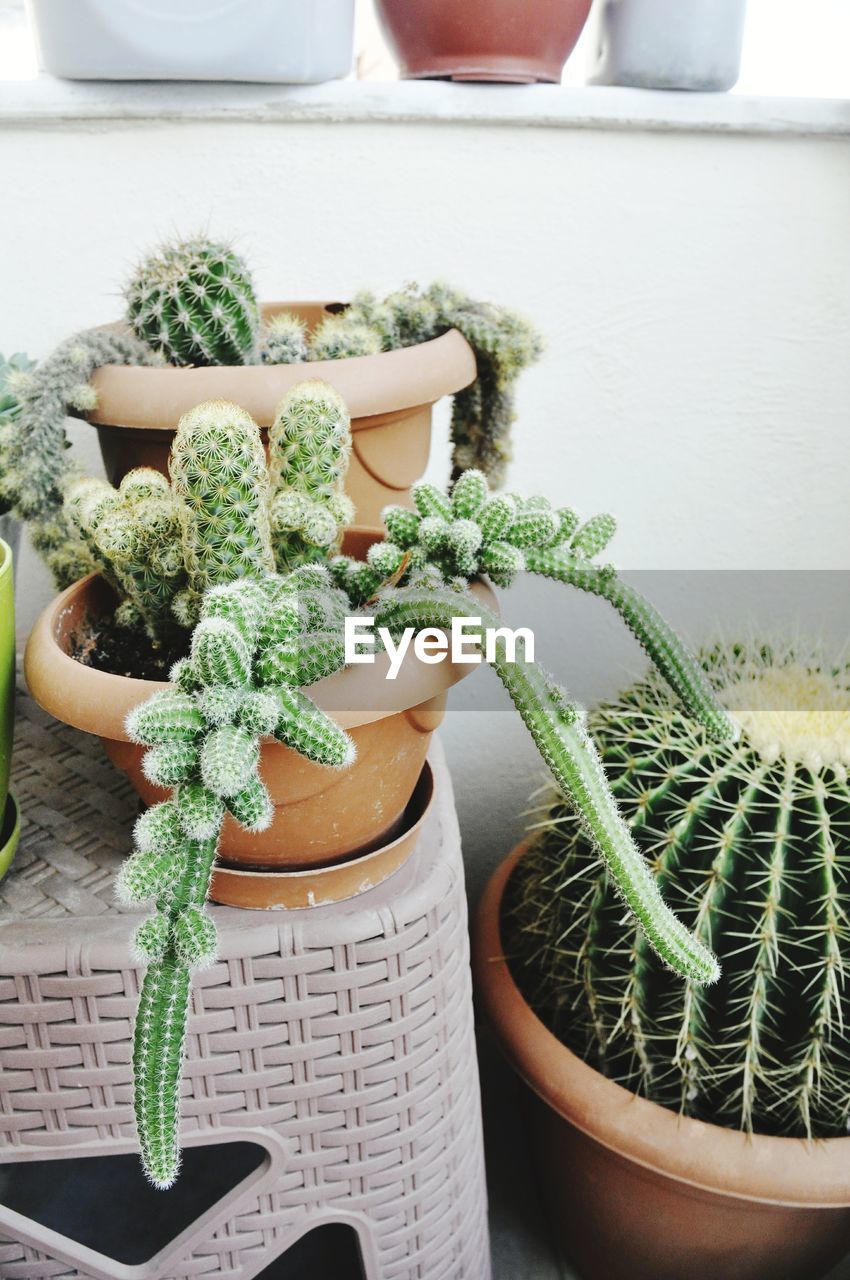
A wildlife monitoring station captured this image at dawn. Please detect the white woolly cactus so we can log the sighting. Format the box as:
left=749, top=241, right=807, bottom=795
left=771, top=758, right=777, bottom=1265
left=123, top=570, right=355, bottom=1189
left=505, top=641, right=850, bottom=1140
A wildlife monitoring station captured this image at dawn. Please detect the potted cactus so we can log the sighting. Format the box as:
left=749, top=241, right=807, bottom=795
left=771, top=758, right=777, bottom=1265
left=476, top=643, right=850, bottom=1280
left=21, top=353, right=737, bottom=1186
left=0, top=234, right=541, bottom=576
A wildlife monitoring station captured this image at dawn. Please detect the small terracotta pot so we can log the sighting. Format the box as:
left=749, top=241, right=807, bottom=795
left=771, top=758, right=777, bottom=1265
left=375, top=0, right=593, bottom=84
left=474, top=843, right=850, bottom=1280
left=24, top=531, right=495, bottom=870
left=87, top=303, right=477, bottom=527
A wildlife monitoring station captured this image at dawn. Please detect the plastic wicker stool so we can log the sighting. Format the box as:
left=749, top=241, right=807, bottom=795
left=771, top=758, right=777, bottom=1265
left=0, top=670, right=491, bottom=1280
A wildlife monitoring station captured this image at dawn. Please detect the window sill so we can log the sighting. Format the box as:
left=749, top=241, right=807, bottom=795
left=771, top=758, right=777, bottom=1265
left=1, top=75, right=849, bottom=136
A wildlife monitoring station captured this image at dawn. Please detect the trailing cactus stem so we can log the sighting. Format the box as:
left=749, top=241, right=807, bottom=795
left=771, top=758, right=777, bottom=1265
left=376, top=586, right=718, bottom=984
left=123, top=572, right=355, bottom=1186
left=525, top=547, right=739, bottom=745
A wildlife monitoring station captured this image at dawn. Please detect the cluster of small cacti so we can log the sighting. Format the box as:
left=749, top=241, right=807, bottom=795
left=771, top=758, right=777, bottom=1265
left=504, top=640, right=850, bottom=1140
left=125, top=236, right=261, bottom=367
left=121, top=568, right=355, bottom=1187
left=332, top=469, right=737, bottom=745
left=0, top=330, right=161, bottom=586
left=64, top=383, right=353, bottom=641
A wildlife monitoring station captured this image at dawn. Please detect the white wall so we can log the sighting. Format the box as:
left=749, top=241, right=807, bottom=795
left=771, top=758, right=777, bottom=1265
left=3, top=110, right=849, bottom=896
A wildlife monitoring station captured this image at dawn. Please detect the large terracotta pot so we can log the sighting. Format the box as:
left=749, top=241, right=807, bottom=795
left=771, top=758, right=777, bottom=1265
left=375, top=0, right=593, bottom=84
left=87, top=302, right=477, bottom=527
left=24, top=531, right=495, bottom=870
left=474, top=843, right=850, bottom=1280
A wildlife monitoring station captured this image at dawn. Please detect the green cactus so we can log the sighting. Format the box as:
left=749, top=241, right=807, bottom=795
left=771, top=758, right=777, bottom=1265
left=125, top=236, right=261, bottom=367
left=123, top=571, right=354, bottom=1187
left=504, top=641, right=850, bottom=1139
left=169, top=399, right=275, bottom=618
left=374, top=581, right=721, bottom=986
left=65, top=468, right=185, bottom=641
left=268, top=381, right=354, bottom=570
left=0, top=330, right=161, bottom=587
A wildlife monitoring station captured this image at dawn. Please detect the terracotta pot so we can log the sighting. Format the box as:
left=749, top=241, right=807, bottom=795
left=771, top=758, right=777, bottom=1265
left=87, top=302, right=477, bottom=527
left=374, top=0, right=593, bottom=83
left=209, top=759, right=434, bottom=909
left=474, top=843, right=850, bottom=1280
left=24, top=530, right=495, bottom=870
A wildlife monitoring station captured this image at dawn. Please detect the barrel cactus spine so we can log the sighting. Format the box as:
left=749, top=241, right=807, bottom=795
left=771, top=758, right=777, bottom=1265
left=125, top=236, right=261, bottom=367
left=122, top=572, right=355, bottom=1187
left=504, top=641, right=850, bottom=1140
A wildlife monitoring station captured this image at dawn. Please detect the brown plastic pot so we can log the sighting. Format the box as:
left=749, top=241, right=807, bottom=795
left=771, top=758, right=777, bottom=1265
left=375, top=0, right=593, bottom=83
left=474, top=843, right=850, bottom=1280
left=24, top=530, right=495, bottom=871
left=87, top=302, right=477, bottom=527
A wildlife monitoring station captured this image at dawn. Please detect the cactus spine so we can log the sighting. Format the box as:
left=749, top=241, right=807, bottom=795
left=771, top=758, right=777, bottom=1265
left=125, top=236, right=261, bottom=367
left=504, top=642, right=850, bottom=1139
left=123, top=571, right=354, bottom=1187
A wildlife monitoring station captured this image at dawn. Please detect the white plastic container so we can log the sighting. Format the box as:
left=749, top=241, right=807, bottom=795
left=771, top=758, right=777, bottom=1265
left=588, top=0, right=747, bottom=92
left=26, top=0, right=355, bottom=83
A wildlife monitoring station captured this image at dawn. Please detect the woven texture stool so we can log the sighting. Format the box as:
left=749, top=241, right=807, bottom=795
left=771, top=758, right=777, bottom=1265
left=0, top=669, right=491, bottom=1280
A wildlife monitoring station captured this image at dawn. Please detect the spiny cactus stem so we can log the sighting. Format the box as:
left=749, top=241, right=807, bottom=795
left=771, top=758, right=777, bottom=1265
left=134, top=833, right=217, bottom=1189
left=377, top=589, right=718, bottom=985
left=524, top=548, right=739, bottom=745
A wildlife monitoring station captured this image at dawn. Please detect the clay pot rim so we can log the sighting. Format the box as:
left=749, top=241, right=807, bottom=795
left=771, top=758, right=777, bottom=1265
left=87, top=301, right=478, bottom=431
left=210, top=760, right=434, bottom=910
left=24, top=538, right=497, bottom=741
left=474, top=841, right=850, bottom=1210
